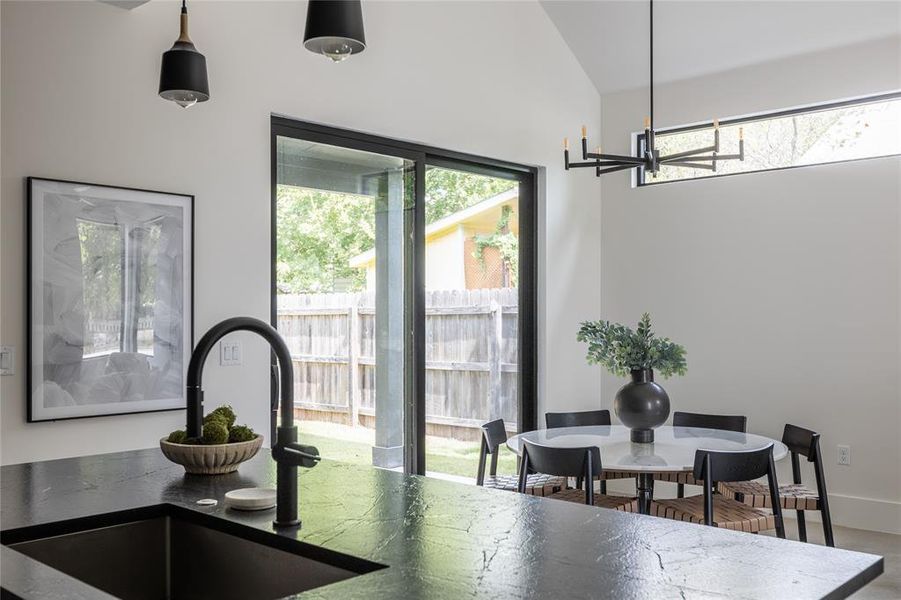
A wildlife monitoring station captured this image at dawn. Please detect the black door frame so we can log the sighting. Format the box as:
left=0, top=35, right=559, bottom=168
left=270, top=116, right=538, bottom=476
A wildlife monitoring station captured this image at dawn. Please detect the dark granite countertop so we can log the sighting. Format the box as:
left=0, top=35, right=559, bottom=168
left=0, top=448, right=883, bottom=599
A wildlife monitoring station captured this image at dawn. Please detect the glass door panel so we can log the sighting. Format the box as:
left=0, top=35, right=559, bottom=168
left=423, top=165, right=521, bottom=481
left=274, top=136, right=413, bottom=471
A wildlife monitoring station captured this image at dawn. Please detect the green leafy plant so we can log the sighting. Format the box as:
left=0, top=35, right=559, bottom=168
left=577, top=313, right=687, bottom=378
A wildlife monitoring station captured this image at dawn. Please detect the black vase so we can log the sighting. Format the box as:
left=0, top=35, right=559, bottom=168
left=614, top=368, right=670, bottom=443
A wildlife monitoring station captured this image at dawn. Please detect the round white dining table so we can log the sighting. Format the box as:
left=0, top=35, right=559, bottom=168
left=506, top=425, right=789, bottom=515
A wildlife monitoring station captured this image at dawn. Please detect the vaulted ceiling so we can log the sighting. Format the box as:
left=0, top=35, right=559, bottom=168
left=540, top=0, right=901, bottom=94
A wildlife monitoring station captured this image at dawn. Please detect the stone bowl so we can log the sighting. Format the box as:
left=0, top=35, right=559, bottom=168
left=160, top=435, right=263, bottom=475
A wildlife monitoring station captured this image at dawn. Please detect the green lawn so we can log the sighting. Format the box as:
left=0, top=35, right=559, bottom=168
left=298, top=420, right=518, bottom=479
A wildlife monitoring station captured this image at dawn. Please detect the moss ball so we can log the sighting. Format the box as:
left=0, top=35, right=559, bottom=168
left=228, top=424, right=256, bottom=443
left=202, top=421, right=229, bottom=445
left=203, top=412, right=226, bottom=427
left=206, top=405, right=237, bottom=429
left=167, top=429, right=188, bottom=444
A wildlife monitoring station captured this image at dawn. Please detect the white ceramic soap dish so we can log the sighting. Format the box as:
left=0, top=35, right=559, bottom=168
left=224, top=487, right=277, bottom=511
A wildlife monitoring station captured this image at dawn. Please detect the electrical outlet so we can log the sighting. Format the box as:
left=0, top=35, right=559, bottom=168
left=837, top=445, right=851, bottom=466
left=0, top=346, right=14, bottom=376
left=220, top=341, right=242, bottom=366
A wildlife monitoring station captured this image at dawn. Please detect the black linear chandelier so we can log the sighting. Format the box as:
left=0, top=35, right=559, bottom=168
left=564, top=0, right=744, bottom=178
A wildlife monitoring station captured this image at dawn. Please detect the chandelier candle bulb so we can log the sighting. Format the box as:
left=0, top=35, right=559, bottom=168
left=564, top=137, right=569, bottom=150
left=581, top=125, right=587, bottom=138
left=714, top=118, right=720, bottom=129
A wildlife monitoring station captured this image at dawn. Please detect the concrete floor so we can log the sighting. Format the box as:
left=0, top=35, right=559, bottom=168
left=763, top=520, right=900, bottom=599
left=822, top=525, right=899, bottom=600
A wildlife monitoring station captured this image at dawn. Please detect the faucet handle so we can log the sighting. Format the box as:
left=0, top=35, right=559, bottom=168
left=275, top=443, right=321, bottom=468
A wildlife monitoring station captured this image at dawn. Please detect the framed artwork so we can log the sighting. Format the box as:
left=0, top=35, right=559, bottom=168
left=27, top=177, right=193, bottom=422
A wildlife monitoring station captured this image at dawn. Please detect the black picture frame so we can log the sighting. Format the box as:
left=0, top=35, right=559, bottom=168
left=26, top=177, right=194, bottom=423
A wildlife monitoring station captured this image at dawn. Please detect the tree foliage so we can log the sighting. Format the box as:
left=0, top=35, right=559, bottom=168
left=472, top=205, right=518, bottom=285
left=577, top=313, right=687, bottom=378
left=78, top=219, right=162, bottom=321
left=276, top=186, right=374, bottom=293
left=78, top=220, right=123, bottom=321
left=277, top=169, right=517, bottom=294
left=649, top=108, right=857, bottom=183
left=425, top=167, right=515, bottom=223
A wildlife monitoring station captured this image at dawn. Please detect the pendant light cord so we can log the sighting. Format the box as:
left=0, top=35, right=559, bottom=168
left=649, top=0, right=654, bottom=134
left=563, top=0, right=743, bottom=177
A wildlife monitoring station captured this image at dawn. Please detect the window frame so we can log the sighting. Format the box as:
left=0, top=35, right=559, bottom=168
left=636, top=90, right=901, bottom=187
left=270, top=116, right=538, bottom=476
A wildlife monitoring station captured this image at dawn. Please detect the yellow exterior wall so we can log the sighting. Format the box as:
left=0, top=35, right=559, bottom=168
left=356, top=198, right=519, bottom=291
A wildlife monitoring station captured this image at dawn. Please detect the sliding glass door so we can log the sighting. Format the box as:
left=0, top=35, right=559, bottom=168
left=422, top=165, right=523, bottom=479
left=271, top=118, right=535, bottom=477
left=273, top=135, right=414, bottom=470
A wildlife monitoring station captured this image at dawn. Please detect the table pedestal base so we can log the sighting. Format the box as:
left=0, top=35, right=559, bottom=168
left=630, top=429, right=654, bottom=443
left=637, top=473, right=654, bottom=515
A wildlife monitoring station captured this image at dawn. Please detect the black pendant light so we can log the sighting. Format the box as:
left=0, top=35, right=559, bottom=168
left=564, top=0, right=744, bottom=178
left=159, top=0, right=209, bottom=108
left=303, top=0, right=366, bottom=62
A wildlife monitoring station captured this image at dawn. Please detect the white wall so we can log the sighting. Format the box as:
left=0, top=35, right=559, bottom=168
left=0, top=1, right=603, bottom=464
left=424, top=228, right=465, bottom=291
left=599, top=37, right=901, bottom=533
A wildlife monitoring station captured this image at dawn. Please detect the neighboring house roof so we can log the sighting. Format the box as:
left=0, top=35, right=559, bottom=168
left=349, top=188, right=518, bottom=268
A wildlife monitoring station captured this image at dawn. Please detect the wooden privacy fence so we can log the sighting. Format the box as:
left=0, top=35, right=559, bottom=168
left=86, top=317, right=154, bottom=333
left=278, top=288, right=518, bottom=438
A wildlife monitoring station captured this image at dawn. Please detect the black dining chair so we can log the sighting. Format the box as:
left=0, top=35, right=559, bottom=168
left=655, top=411, right=748, bottom=498
left=518, top=440, right=638, bottom=511
left=718, top=424, right=834, bottom=546
left=545, top=409, right=632, bottom=492
left=476, top=419, right=564, bottom=497
left=650, top=445, right=786, bottom=537
left=545, top=409, right=611, bottom=429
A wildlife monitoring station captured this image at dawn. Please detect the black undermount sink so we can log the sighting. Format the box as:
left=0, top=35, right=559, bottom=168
left=2, top=504, right=386, bottom=600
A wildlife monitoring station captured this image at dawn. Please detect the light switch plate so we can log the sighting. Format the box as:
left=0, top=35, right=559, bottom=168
left=220, top=341, right=242, bottom=366
left=0, top=346, right=15, bottom=376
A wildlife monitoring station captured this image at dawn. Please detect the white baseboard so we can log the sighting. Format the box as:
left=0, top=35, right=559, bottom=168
left=792, top=493, right=901, bottom=535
